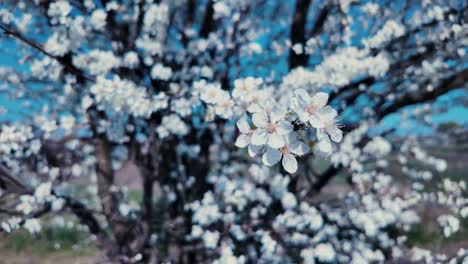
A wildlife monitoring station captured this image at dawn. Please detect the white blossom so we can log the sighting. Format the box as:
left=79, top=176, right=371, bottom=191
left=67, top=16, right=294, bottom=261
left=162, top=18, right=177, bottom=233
left=151, top=63, right=173, bottom=81
left=90, top=9, right=107, bottom=30
left=262, top=133, right=310, bottom=173
left=203, top=230, right=220, bottom=249
left=24, top=218, right=42, bottom=234
left=314, top=243, right=336, bottom=262
left=251, top=107, right=293, bottom=148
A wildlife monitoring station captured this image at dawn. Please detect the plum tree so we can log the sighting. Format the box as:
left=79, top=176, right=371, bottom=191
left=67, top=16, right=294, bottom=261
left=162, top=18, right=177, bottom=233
left=0, top=0, right=466, bottom=263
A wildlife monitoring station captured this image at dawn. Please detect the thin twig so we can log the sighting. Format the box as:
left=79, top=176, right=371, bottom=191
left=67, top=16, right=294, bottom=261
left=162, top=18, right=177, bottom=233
left=0, top=23, right=95, bottom=82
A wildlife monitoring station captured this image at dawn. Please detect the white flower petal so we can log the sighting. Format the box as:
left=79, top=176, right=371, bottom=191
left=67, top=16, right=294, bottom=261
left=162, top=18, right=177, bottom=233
left=248, top=144, right=263, bottom=157
left=328, top=126, right=343, bottom=143
left=316, top=129, right=327, bottom=140
left=236, top=117, right=251, bottom=134
left=310, top=92, right=329, bottom=108
left=267, top=132, right=285, bottom=148
left=315, top=138, right=332, bottom=157
left=289, top=97, right=302, bottom=113
left=252, top=112, right=269, bottom=128
left=282, top=153, right=298, bottom=173
left=276, top=120, right=293, bottom=135
left=235, top=134, right=250, bottom=148
left=316, top=106, right=337, bottom=122
left=309, top=115, right=325, bottom=129
left=290, top=141, right=310, bottom=156
left=284, top=132, right=298, bottom=145
left=251, top=129, right=268, bottom=145
left=262, top=147, right=282, bottom=166
left=296, top=110, right=310, bottom=123
left=294, top=89, right=311, bottom=102
left=247, top=103, right=263, bottom=113
left=270, top=107, right=286, bottom=123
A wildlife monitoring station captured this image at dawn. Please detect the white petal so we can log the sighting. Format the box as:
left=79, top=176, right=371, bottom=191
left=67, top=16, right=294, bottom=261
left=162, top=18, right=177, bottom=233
left=247, top=103, right=263, bottom=113
left=290, top=141, right=310, bottom=156
left=252, top=112, right=269, bottom=128
left=296, top=110, right=310, bottom=123
left=267, top=133, right=285, bottom=148
left=294, top=89, right=311, bottom=102
left=276, top=120, right=293, bottom=135
left=310, top=92, right=329, bottom=108
left=316, top=129, right=327, bottom=140
left=289, top=98, right=302, bottom=112
left=235, top=134, right=250, bottom=148
left=248, top=144, right=263, bottom=157
left=262, top=147, right=282, bottom=166
left=236, top=117, right=251, bottom=134
left=315, top=138, right=332, bottom=157
left=282, top=153, right=298, bottom=173
left=251, top=129, right=268, bottom=145
left=270, top=107, right=287, bottom=123
left=316, top=106, right=337, bottom=122
left=284, top=132, right=297, bottom=145
left=309, top=115, right=325, bottom=129
left=328, top=126, right=343, bottom=143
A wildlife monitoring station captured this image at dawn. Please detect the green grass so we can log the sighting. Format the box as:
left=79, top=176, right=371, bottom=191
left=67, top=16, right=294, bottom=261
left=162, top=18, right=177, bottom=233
left=127, top=188, right=143, bottom=204
left=407, top=215, right=468, bottom=248
left=1, top=226, right=95, bottom=256
left=442, top=166, right=467, bottom=182
left=406, top=224, right=437, bottom=245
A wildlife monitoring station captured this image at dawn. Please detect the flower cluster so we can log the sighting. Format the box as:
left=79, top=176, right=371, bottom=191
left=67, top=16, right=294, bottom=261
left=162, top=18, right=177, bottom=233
left=0, top=124, right=34, bottom=155
left=363, top=20, right=406, bottom=48
left=281, top=47, right=390, bottom=91
left=235, top=89, right=342, bottom=173
left=196, top=80, right=235, bottom=120
left=2, top=182, right=65, bottom=234
left=89, top=76, right=168, bottom=117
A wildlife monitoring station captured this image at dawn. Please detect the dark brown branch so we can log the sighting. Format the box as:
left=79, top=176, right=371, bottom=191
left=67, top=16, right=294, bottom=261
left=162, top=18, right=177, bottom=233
left=0, top=164, right=31, bottom=194
left=128, top=0, right=146, bottom=49
left=309, top=5, right=330, bottom=37
left=61, top=195, right=103, bottom=235
left=378, top=69, right=468, bottom=119
left=0, top=23, right=95, bottom=82
left=310, top=165, right=342, bottom=193
left=329, top=77, right=375, bottom=103
left=187, top=0, right=197, bottom=25
left=200, top=0, right=214, bottom=38
left=288, top=0, right=311, bottom=69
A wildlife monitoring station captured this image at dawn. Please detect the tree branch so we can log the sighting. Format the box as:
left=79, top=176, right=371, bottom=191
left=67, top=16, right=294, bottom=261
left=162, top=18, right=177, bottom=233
left=378, top=68, right=468, bottom=119
left=288, top=0, right=311, bottom=69
left=0, top=164, right=31, bottom=195
left=200, top=0, right=214, bottom=38
left=309, top=165, right=342, bottom=193
left=309, top=5, right=330, bottom=37
left=0, top=23, right=94, bottom=82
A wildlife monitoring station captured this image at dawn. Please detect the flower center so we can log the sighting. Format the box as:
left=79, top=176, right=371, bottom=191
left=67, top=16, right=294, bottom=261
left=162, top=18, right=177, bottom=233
left=280, top=146, right=289, bottom=154
left=266, top=123, right=277, bottom=133
left=305, top=106, right=317, bottom=115
left=209, top=90, right=218, bottom=97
